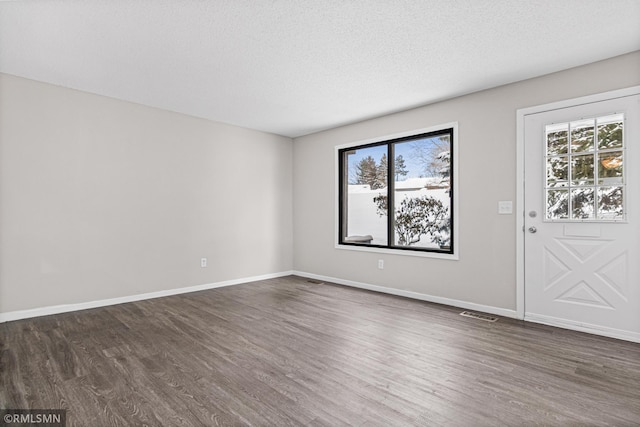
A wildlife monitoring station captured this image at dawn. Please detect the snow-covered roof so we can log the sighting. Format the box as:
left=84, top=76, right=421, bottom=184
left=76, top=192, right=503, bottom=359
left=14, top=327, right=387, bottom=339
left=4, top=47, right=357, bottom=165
left=348, top=184, right=374, bottom=193
left=349, top=177, right=444, bottom=193
left=394, top=177, right=432, bottom=190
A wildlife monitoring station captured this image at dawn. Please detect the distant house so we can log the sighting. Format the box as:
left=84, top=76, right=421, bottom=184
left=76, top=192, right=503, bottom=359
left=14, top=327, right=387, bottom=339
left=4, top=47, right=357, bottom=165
left=395, top=177, right=443, bottom=191
left=347, top=184, right=374, bottom=193
left=349, top=177, right=448, bottom=193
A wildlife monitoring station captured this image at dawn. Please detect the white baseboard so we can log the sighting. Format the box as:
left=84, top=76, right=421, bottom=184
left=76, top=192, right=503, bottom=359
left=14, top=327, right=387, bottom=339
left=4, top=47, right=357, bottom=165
left=293, top=270, right=518, bottom=319
left=525, top=313, right=640, bottom=343
left=6, top=270, right=634, bottom=343
left=0, top=270, right=294, bottom=323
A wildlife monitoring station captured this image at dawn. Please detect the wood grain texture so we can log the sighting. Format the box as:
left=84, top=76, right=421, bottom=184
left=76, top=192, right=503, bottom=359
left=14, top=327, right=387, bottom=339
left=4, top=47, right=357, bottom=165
left=1, top=276, right=639, bottom=426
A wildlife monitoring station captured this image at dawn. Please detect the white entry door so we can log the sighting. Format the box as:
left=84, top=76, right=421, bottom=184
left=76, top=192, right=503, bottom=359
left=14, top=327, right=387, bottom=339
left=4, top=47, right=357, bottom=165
left=523, top=92, right=640, bottom=342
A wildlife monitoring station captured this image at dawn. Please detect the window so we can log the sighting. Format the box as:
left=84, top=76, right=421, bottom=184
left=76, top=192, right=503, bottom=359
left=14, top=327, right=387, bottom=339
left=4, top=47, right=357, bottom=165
left=338, top=126, right=455, bottom=254
left=545, top=113, right=625, bottom=221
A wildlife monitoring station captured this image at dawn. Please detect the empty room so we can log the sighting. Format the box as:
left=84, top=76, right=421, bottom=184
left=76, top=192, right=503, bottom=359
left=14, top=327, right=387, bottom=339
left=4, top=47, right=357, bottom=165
left=1, top=1, right=639, bottom=426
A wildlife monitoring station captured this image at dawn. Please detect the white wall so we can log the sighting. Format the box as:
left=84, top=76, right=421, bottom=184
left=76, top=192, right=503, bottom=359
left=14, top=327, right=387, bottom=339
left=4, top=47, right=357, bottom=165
left=292, top=51, right=640, bottom=312
left=0, top=74, right=293, bottom=314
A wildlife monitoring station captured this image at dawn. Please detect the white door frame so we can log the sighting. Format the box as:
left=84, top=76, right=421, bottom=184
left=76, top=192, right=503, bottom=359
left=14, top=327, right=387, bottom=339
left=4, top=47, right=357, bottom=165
left=516, top=85, right=640, bottom=321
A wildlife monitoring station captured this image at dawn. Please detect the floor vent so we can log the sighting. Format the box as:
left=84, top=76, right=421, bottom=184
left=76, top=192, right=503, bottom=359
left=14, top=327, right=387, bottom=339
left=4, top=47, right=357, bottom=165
left=306, top=279, right=324, bottom=284
left=460, top=311, right=499, bottom=322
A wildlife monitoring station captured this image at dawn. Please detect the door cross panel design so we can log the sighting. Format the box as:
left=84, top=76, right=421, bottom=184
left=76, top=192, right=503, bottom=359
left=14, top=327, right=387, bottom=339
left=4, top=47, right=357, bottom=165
left=542, top=238, right=626, bottom=309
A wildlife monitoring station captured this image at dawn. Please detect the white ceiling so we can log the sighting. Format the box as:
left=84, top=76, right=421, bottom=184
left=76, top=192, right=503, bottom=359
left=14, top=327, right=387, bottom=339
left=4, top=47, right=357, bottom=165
left=1, top=1, right=639, bottom=138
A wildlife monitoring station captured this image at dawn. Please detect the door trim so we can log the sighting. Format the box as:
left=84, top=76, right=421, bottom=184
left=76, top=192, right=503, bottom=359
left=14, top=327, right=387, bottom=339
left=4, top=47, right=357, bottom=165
left=516, top=86, right=640, bottom=326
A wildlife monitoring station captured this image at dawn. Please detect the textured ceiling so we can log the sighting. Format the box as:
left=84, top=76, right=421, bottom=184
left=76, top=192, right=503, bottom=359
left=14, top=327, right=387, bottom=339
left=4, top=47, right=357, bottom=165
left=1, top=0, right=639, bottom=138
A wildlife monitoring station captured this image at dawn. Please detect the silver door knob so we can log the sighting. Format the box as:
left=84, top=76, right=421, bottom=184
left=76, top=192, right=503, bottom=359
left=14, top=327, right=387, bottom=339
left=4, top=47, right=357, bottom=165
left=528, top=226, right=537, bottom=233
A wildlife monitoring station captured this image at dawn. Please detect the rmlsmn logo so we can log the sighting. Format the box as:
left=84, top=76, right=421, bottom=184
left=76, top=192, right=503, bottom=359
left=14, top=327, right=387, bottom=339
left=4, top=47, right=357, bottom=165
left=1, top=409, right=66, bottom=427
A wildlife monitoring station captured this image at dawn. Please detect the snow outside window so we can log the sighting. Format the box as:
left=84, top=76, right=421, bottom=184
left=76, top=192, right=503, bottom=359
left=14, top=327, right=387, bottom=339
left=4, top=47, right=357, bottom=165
left=545, top=113, right=625, bottom=221
left=338, top=127, right=454, bottom=254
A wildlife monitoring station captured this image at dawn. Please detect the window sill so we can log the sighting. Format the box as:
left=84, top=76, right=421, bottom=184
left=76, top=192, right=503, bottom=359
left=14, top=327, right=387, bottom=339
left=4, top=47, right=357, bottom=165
left=335, top=243, right=459, bottom=260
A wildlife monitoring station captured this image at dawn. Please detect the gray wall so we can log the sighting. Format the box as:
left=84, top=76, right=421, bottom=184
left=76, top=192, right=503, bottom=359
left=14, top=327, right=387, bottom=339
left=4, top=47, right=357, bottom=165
left=0, top=74, right=293, bottom=313
left=292, top=51, right=640, bottom=312
left=2, top=52, right=639, bottom=317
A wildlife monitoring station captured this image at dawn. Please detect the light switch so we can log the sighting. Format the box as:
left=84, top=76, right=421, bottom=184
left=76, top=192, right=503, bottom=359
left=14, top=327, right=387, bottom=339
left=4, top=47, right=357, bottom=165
left=498, top=201, right=513, bottom=214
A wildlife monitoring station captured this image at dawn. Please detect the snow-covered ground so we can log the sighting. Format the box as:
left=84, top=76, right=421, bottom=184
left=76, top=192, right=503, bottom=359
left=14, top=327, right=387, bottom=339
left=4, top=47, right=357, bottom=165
left=346, top=184, right=450, bottom=248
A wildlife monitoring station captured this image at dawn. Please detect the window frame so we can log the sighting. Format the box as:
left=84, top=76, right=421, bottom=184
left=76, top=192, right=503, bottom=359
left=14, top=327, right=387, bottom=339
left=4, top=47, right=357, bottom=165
left=543, top=113, right=627, bottom=222
left=335, top=123, right=459, bottom=260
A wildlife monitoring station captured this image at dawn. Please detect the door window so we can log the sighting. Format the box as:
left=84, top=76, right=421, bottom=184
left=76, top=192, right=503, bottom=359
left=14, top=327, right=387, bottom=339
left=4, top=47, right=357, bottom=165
left=545, top=113, right=625, bottom=221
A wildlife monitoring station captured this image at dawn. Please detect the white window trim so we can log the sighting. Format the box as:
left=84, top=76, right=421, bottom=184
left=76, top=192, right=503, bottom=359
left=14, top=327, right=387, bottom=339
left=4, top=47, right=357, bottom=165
left=334, top=122, right=459, bottom=260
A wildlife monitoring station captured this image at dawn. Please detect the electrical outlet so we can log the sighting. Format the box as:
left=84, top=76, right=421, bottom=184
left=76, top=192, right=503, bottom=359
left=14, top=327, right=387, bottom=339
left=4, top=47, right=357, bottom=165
left=201, top=258, right=207, bottom=268
left=378, top=259, right=384, bottom=269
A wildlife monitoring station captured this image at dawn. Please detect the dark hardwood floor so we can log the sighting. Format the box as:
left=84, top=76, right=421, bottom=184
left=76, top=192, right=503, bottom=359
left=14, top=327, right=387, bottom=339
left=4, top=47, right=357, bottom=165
left=1, top=275, right=639, bottom=426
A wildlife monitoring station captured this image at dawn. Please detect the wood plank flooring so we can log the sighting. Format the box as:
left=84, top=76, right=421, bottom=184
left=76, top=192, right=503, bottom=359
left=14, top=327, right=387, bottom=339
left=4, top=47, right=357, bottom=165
left=1, top=275, right=639, bottom=426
